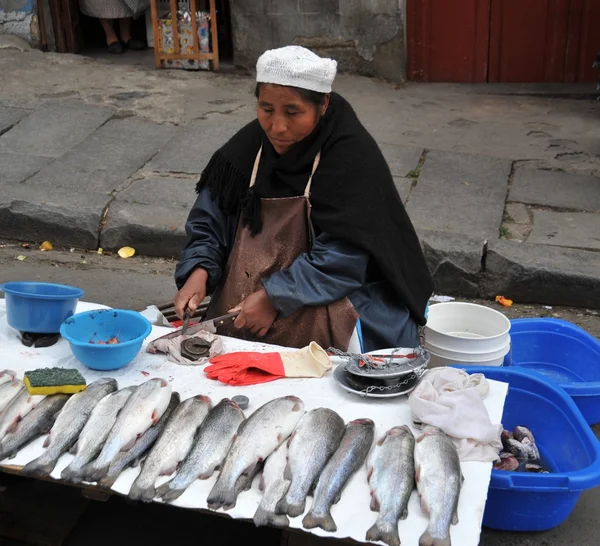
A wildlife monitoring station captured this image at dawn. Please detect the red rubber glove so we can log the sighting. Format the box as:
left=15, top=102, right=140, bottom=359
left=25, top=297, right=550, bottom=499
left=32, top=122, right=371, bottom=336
left=204, top=342, right=331, bottom=386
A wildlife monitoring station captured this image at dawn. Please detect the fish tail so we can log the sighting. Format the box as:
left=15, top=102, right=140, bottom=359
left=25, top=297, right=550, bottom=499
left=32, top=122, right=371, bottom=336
left=283, top=499, right=306, bottom=518
left=83, top=460, right=111, bottom=482
left=206, top=478, right=237, bottom=511
left=60, top=462, right=85, bottom=484
left=302, top=510, right=337, bottom=532
left=98, top=470, right=119, bottom=489
left=366, top=520, right=401, bottom=546
left=128, top=481, right=156, bottom=503
left=155, top=480, right=185, bottom=503
left=419, top=529, right=451, bottom=546
left=253, top=505, right=290, bottom=528
left=21, top=452, right=58, bottom=478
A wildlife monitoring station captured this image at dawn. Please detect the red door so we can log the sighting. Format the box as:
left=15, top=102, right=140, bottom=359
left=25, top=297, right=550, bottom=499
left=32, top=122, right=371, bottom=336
left=406, top=0, right=491, bottom=83
left=407, top=0, right=600, bottom=83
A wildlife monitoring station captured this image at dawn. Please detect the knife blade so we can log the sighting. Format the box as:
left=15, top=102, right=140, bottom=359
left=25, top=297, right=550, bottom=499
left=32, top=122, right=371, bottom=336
left=152, top=312, right=240, bottom=342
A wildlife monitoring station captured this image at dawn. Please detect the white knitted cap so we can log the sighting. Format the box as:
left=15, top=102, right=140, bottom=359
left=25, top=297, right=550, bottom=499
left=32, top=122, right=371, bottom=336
left=256, top=45, right=337, bottom=93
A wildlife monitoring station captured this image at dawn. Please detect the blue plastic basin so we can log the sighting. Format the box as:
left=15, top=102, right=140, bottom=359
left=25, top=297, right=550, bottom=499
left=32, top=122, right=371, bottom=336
left=0, top=281, right=85, bottom=334
left=503, top=318, right=600, bottom=425
left=60, top=309, right=152, bottom=371
left=454, top=366, right=600, bottom=532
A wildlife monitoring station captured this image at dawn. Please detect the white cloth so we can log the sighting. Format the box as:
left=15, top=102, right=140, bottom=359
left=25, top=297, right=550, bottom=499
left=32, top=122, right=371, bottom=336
left=256, top=45, right=337, bottom=93
left=146, top=330, right=224, bottom=366
left=408, top=367, right=503, bottom=463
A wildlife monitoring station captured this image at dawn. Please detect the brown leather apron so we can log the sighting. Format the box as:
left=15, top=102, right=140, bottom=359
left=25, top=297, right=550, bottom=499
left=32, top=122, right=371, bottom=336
left=204, top=146, right=358, bottom=350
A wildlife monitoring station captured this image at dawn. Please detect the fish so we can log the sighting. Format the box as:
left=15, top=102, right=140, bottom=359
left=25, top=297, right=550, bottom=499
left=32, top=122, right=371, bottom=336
left=365, top=425, right=416, bottom=546
left=275, top=407, right=346, bottom=518
left=84, top=377, right=172, bottom=482
left=0, top=379, right=24, bottom=414
left=493, top=452, right=519, bottom=471
left=0, top=388, right=46, bottom=440
left=128, top=394, right=213, bottom=502
left=303, top=418, right=375, bottom=532
left=0, top=394, right=70, bottom=460
left=513, top=425, right=535, bottom=444
left=60, top=386, right=136, bottom=484
left=99, top=392, right=180, bottom=489
left=525, top=463, right=549, bottom=473
left=253, top=440, right=291, bottom=528
left=156, top=398, right=245, bottom=503
left=207, top=395, right=305, bottom=511
left=414, top=425, right=463, bottom=546
left=503, top=438, right=530, bottom=460
left=0, top=370, right=17, bottom=386
left=21, top=378, right=118, bottom=478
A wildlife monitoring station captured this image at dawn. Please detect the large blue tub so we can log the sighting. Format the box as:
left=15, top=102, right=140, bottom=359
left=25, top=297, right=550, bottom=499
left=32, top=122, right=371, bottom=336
left=458, top=366, right=600, bottom=532
left=503, top=318, right=600, bottom=425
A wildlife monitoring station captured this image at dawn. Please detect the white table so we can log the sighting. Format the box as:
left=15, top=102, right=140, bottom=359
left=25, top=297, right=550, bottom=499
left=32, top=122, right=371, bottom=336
left=0, top=300, right=508, bottom=546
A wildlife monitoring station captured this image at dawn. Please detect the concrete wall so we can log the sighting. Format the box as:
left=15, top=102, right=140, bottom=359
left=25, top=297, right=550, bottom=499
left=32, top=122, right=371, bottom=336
left=230, top=0, right=406, bottom=83
left=0, top=0, right=38, bottom=45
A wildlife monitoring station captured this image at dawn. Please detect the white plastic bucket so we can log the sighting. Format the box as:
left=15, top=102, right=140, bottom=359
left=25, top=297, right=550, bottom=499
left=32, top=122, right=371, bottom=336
left=425, top=302, right=511, bottom=353
left=425, top=338, right=511, bottom=362
left=427, top=343, right=510, bottom=368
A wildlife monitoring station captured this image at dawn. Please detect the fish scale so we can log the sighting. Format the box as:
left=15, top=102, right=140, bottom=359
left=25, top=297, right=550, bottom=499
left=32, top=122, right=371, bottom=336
left=302, top=418, right=375, bottom=532
left=156, top=398, right=245, bottom=503
left=206, top=395, right=305, bottom=511
left=128, top=394, right=213, bottom=502
left=21, top=378, right=118, bottom=478
left=365, top=425, right=416, bottom=546
left=414, top=425, right=463, bottom=546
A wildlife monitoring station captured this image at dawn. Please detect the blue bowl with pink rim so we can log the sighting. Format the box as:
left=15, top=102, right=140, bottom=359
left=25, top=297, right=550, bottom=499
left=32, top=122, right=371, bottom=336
left=60, top=308, right=152, bottom=371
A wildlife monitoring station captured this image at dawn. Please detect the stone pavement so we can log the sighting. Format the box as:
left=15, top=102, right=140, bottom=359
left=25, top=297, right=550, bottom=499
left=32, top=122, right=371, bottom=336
left=0, top=43, right=599, bottom=308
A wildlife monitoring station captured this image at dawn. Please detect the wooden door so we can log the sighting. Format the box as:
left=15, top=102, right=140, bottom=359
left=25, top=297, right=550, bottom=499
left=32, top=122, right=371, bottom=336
left=565, top=0, right=600, bottom=82
left=488, top=0, right=570, bottom=82
left=406, top=0, right=491, bottom=83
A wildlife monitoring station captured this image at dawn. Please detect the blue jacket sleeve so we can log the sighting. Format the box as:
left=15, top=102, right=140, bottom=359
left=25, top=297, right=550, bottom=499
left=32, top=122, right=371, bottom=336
left=174, top=187, right=230, bottom=293
left=262, top=233, right=369, bottom=317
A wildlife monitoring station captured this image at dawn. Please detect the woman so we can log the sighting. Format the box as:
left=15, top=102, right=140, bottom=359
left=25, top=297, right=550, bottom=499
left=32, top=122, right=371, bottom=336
left=174, top=45, right=433, bottom=353
left=79, top=0, right=148, bottom=54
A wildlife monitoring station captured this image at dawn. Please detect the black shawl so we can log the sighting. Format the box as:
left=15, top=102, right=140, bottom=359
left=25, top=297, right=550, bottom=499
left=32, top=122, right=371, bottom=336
left=196, top=92, right=433, bottom=326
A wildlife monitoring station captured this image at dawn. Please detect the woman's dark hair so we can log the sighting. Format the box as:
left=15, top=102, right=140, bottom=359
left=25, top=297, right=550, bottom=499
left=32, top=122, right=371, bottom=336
left=254, top=83, right=326, bottom=108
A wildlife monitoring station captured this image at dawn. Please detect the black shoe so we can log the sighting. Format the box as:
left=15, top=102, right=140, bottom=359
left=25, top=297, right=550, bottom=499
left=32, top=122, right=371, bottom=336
left=107, top=41, right=123, bottom=54
left=125, top=38, right=146, bottom=50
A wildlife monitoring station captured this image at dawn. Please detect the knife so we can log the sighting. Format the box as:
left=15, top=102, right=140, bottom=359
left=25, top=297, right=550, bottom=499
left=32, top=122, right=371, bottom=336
left=153, top=312, right=240, bottom=342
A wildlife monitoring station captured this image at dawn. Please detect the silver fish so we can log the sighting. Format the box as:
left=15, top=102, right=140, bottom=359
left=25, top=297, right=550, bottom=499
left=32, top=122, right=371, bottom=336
left=99, top=392, right=180, bottom=489
left=414, top=425, right=463, bottom=546
left=0, top=388, right=46, bottom=440
left=0, top=379, right=24, bottom=414
left=254, top=440, right=291, bottom=528
left=303, top=418, right=375, bottom=532
left=207, top=395, right=305, bottom=511
left=128, top=394, right=213, bottom=502
left=84, top=377, right=172, bottom=482
left=0, top=394, right=70, bottom=460
left=21, top=378, right=118, bottom=478
left=276, top=407, right=345, bottom=518
left=156, top=398, right=245, bottom=503
left=61, top=386, right=136, bottom=483
left=366, top=425, right=416, bottom=546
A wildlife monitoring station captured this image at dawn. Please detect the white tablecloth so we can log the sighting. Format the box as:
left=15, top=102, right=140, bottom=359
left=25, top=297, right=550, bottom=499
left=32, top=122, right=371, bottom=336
left=0, top=300, right=508, bottom=546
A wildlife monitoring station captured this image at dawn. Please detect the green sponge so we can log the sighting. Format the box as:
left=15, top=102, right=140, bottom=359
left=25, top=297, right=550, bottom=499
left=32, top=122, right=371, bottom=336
left=24, top=367, right=87, bottom=395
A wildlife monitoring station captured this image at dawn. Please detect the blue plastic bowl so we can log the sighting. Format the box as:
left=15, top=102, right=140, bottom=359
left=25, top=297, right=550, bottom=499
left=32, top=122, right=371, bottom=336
left=503, top=318, right=600, bottom=425
left=453, top=365, right=600, bottom=532
left=0, top=281, right=85, bottom=334
left=60, top=309, right=152, bottom=371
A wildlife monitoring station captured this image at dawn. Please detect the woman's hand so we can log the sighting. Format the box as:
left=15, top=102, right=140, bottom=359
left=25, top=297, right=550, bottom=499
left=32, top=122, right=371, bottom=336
left=174, top=268, right=209, bottom=319
left=230, top=288, right=278, bottom=337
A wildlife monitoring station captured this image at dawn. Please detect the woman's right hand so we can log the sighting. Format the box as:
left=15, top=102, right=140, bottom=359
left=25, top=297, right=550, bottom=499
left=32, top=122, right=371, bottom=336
left=174, top=268, right=209, bottom=319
